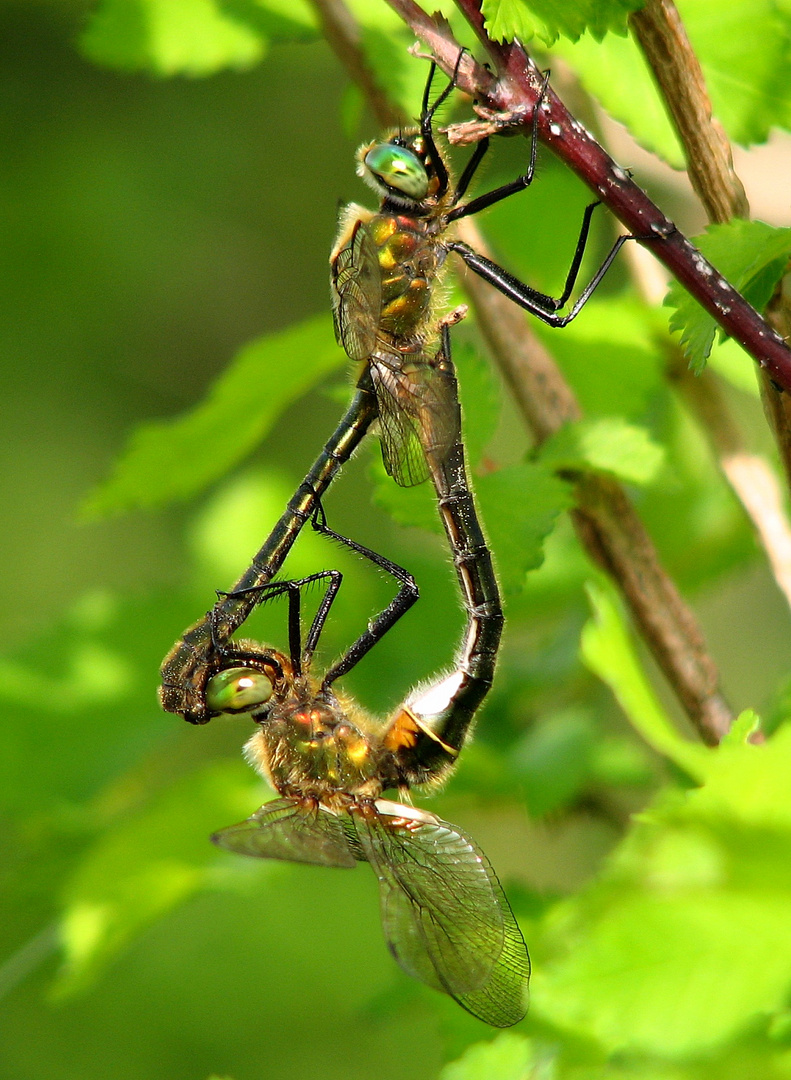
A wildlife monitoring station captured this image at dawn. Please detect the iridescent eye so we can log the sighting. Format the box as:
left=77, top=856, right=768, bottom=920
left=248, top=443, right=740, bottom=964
left=206, top=667, right=274, bottom=714
left=364, top=143, right=429, bottom=200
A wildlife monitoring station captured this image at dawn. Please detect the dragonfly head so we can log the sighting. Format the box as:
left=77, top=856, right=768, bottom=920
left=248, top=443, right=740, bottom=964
left=357, top=131, right=437, bottom=207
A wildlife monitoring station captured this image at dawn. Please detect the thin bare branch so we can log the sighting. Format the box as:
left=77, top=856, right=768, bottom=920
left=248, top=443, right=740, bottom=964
left=309, top=0, right=403, bottom=129
left=629, top=0, right=748, bottom=223
left=629, top=0, right=791, bottom=609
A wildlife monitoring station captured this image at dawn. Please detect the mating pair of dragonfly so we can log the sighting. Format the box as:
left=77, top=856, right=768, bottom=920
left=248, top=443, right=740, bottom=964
left=160, top=56, right=633, bottom=1027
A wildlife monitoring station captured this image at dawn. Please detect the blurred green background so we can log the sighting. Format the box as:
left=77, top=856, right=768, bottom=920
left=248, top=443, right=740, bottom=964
left=4, top=2, right=791, bottom=1079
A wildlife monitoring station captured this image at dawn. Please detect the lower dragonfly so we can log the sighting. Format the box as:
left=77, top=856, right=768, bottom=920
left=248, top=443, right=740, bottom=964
left=203, top=365, right=526, bottom=1025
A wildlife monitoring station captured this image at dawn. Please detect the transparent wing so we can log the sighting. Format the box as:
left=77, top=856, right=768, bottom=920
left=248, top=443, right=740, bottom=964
left=211, top=797, right=358, bottom=868
left=371, top=350, right=460, bottom=488
left=354, top=807, right=530, bottom=1026
left=331, top=220, right=381, bottom=361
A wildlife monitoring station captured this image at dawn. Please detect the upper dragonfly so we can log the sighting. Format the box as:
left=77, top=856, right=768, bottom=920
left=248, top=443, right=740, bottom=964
left=331, top=55, right=639, bottom=485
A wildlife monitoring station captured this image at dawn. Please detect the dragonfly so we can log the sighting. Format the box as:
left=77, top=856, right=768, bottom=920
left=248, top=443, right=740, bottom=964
left=203, top=440, right=526, bottom=1026
left=331, top=53, right=643, bottom=483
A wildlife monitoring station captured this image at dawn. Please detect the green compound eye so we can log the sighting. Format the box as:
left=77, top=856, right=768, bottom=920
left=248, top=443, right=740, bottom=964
left=364, top=143, right=429, bottom=200
left=206, top=667, right=274, bottom=714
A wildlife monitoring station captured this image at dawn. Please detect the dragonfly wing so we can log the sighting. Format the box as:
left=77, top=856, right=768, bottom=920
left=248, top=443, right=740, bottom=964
left=372, top=350, right=460, bottom=487
left=331, top=220, right=381, bottom=361
left=354, top=805, right=530, bottom=1026
left=373, top=363, right=430, bottom=487
left=458, top=869, right=531, bottom=1027
left=211, top=797, right=358, bottom=868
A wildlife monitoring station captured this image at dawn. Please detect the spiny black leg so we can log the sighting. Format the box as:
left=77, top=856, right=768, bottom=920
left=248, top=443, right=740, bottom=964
left=300, top=569, right=343, bottom=671
left=310, top=502, right=419, bottom=688
left=555, top=200, right=600, bottom=309
left=422, top=48, right=465, bottom=122
left=208, top=578, right=296, bottom=656
left=452, top=137, right=490, bottom=206
left=447, top=229, right=648, bottom=327
left=420, top=49, right=466, bottom=201
left=214, top=571, right=343, bottom=673
left=286, top=585, right=302, bottom=674
left=550, top=233, right=637, bottom=324
left=446, top=70, right=550, bottom=223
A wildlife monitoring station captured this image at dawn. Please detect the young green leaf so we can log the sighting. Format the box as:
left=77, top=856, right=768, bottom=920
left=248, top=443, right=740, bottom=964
left=549, top=29, right=685, bottom=166
left=478, top=462, right=574, bottom=594
left=538, top=725, right=791, bottom=1057
left=370, top=458, right=443, bottom=536
left=534, top=297, right=665, bottom=423
left=482, top=0, right=642, bottom=47
left=540, top=417, right=665, bottom=486
left=220, top=0, right=318, bottom=44
left=666, top=220, right=791, bottom=371
left=80, top=0, right=266, bottom=76
left=439, top=1032, right=533, bottom=1080
left=85, top=315, right=344, bottom=516
left=550, top=0, right=791, bottom=168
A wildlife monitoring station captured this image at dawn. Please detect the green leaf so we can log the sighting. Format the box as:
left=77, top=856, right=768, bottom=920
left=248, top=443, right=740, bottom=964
left=455, top=337, right=502, bottom=471
left=53, top=762, right=262, bottom=998
left=478, top=462, right=574, bottom=594
left=534, top=297, right=665, bottom=422
left=219, top=0, right=317, bottom=43
left=720, top=708, right=761, bottom=747
left=80, top=0, right=266, bottom=76
left=439, top=1032, right=533, bottom=1080
left=706, top=337, right=761, bottom=396
left=85, top=315, right=344, bottom=515
left=549, top=29, right=685, bottom=166
left=373, top=460, right=570, bottom=596
left=370, top=457, right=443, bottom=536
left=666, top=220, right=791, bottom=371
left=481, top=0, right=643, bottom=46
left=540, top=417, right=665, bottom=486
left=550, top=0, right=791, bottom=167
left=538, top=725, right=791, bottom=1056
left=580, top=577, right=708, bottom=778
left=682, top=0, right=791, bottom=147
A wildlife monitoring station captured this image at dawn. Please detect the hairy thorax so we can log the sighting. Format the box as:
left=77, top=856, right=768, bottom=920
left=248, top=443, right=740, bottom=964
left=244, top=685, right=390, bottom=807
left=367, top=212, right=445, bottom=341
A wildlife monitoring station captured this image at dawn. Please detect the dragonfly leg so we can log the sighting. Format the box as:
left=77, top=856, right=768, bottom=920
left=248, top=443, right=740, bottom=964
left=420, top=48, right=467, bottom=201
left=448, top=70, right=550, bottom=215
left=212, top=571, right=343, bottom=674
left=446, top=222, right=647, bottom=327
left=311, top=499, right=419, bottom=688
